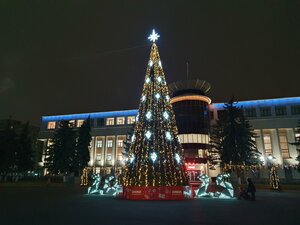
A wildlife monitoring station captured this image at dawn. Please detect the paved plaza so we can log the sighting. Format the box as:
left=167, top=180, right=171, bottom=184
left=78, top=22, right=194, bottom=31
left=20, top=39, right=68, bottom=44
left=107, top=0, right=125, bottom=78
left=0, top=186, right=298, bottom=225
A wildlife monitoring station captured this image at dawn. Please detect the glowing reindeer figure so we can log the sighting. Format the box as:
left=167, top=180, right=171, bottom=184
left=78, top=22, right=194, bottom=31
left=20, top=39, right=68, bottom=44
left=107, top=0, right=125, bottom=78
left=215, top=173, right=234, bottom=199
left=87, top=174, right=101, bottom=194
left=101, top=175, right=119, bottom=196
left=195, top=174, right=210, bottom=197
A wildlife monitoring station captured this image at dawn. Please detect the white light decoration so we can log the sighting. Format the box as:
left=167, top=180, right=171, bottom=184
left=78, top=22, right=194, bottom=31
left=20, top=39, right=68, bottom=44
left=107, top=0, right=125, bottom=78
left=259, top=156, right=265, bottom=163
left=155, top=93, right=160, bottom=99
left=177, top=136, right=181, bottom=143
left=166, top=131, right=172, bottom=140
left=163, top=111, right=169, bottom=120
left=157, top=76, right=162, bottom=83
left=146, top=77, right=150, bottom=84
left=148, top=29, right=160, bottom=43
left=131, top=134, right=135, bottom=142
left=146, top=111, right=152, bottom=120
left=150, top=152, right=157, bottom=162
left=149, top=60, right=153, bottom=67
left=145, top=131, right=151, bottom=139
left=158, top=60, right=162, bottom=67
left=166, top=95, right=170, bottom=101
left=136, top=114, right=139, bottom=122
left=141, top=95, right=146, bottom=101
left=129, top=155, right=135, bottom=163
left=175, top=153, right=181, bottom=163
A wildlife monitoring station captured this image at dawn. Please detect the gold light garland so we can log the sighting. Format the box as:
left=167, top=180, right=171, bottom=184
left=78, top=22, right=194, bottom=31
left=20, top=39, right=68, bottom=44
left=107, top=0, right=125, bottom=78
left=122, top=43, right=188, bottom=187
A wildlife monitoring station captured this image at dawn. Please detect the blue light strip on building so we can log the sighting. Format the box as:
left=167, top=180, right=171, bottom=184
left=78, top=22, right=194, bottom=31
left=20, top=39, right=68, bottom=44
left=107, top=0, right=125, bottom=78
left=211, top=97, right=300, bottom=110
left=42, top=97, right=300, bottom=122
left=42, top=109, right=138, bottom=122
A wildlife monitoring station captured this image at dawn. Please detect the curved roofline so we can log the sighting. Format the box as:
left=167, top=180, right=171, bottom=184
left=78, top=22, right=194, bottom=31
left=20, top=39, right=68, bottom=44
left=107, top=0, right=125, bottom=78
left=168, top=79, right=211, bottom=97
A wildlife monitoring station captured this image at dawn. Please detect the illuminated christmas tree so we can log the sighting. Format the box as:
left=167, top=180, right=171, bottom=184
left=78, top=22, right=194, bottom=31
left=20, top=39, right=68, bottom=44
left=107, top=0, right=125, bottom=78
left=122, top=30, right=189, bottom=200
left=270, top=166, right=280, bottom=190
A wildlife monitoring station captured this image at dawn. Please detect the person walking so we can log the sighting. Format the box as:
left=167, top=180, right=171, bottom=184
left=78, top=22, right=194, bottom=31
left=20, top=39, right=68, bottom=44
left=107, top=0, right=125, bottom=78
left=246, top=178, right=256, bottom=201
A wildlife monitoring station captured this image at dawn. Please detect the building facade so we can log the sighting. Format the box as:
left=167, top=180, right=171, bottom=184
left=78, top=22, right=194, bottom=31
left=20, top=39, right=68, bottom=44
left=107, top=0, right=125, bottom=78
left=38, top=94, right=300, bottom=181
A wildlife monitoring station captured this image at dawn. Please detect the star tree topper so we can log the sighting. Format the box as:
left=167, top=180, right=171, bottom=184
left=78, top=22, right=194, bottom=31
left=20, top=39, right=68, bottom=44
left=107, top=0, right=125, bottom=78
left=148, top=29, right=160, bottom=42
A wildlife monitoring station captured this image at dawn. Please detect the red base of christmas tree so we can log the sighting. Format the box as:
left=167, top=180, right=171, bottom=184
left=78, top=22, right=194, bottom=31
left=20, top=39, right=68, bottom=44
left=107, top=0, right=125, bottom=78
left=122, top=186, right=186, bottom=200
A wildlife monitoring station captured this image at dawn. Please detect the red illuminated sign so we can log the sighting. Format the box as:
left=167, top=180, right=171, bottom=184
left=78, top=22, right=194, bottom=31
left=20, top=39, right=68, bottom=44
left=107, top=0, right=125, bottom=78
left=187, top=165, right=195, bottom=170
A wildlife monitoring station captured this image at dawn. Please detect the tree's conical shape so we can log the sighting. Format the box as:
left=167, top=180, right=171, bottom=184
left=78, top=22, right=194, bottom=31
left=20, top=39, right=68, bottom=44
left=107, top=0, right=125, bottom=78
left=123, top=43, right=189, bottom=187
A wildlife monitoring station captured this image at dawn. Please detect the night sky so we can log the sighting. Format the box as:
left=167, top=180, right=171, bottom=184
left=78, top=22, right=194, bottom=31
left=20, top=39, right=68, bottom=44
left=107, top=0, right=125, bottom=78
left=1, top=1, right=299, bottom=126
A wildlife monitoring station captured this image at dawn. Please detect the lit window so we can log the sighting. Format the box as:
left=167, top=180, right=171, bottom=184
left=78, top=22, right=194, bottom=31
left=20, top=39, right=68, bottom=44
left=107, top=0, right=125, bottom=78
left=117, top=117, right=125, bottom=125
left=263, top=134, right=272, bottom=155
left=69, top=120, right=75, bottom=127
left=127, top=116, right=136, bottom=124
left=279, top=129, right=289, bottom=159
left=177, top=134, right=209, bottom=144
left=96, top=154, right=102, bottom=161
left=107, top=140, right=113, bottom=148
left=96, top=140, right=103, bottom=148
left=117, top=140, right=123, bottom=147
left=198, top=149, right=207, bottom=158
left=275, top=106, right=287, bottom=116
left=291, top=105, right=300, bottom=115
left=106, top=154, right=112, bottom=161
left=260, top=107, right=271, bottom=117
left=47, top=122, right=56, bottom=129
left=244, top=108, right=256, bottom=117
left=106, top=118, right=115, bottom=126
left=77, top=120, right=84, bottom=127
left=117, top=154, right=123, bottom=161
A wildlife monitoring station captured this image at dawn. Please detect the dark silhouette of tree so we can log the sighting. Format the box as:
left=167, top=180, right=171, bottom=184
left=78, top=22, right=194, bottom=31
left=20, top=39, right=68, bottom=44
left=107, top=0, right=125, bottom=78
left=209, top=98, right=261, bottom=182
left=0, top=119, right=17, bottom=174
left=44, top=120, right=76, bottom=175
left=76, top=117, right=91, bottom=175
left=16, top=122, right=34, bottom=173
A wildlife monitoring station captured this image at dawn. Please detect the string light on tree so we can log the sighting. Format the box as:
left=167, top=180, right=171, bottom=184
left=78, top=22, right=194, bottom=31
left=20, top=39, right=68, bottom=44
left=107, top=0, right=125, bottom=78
left=129, top=155, right=135, bottom=163
left=158, top=60, right=162, bottom=67
left=157, top=76, right=162, bottom=83
left=163, top=111, right=169, bottom=120
left=131, top=134, right=135, bottom=142
left=149, top=60, right=153, bottom=67
left=155, top=93, right=160, bottom=99
left=146, top=111, right=152, bottom=120
left=175, top=153, right=181, bottom=164
left=146, top=78, right=150, bottom=84
left=145, top=130, right=151, bottom=139
left=150, top=152, right=157, bottom=162
left=166, top=131, right=172, bottom=140
left=270, top=166, right=280, bottom=190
